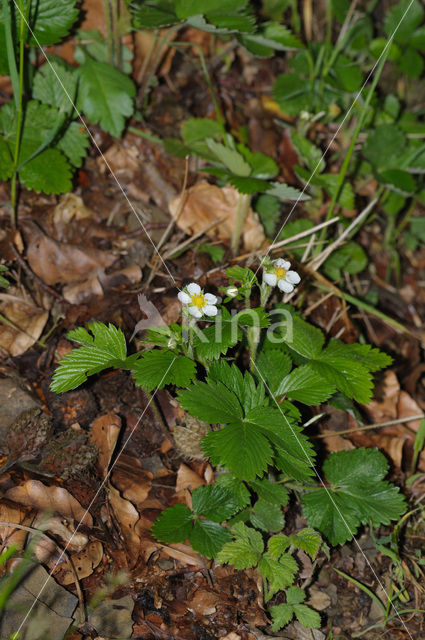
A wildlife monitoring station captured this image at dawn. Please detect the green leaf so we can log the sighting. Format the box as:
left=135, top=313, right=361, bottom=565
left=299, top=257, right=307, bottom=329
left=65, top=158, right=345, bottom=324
left=302, top=448, right=407, bottom=545
left=266, top=181, right=310, bottom=201
left=178, top=380, right=243, bottom=424
left=398, top=46, right=424, bottom=78
left=251, top=499, right=284, bottom=533
left=293, top=604, right=321, bottom=628
left=237, top=145, right=279, bottom=179
left=255, top=194, right=281, bottom=237
left=291, top=132, right=325, bottom=173
left=192, top=485, right=240, bottom=521
left=259, top=551, right=298, bottom=597
left=277, top=363, right=336, bottom=405
left=32, top=60, right=77, bottom=114
left=193, top=308, right=241, bottom=360
left=284, top=315, right=325, bottom=360
left=286, top=585, right=306, bottom=605
left=216, top=474, right=251, bottom=509
left=216, top=522, right=264, bottom=569
left=190, top=519, right=232, bottom=558
left=151, top=503, right=193, bottom=543
left=255, top=350, right=292, bottom=396
left=207, top=139, right=251, bottom=176
left=290, top=528, right=322, bottom=559
left=196, top=243, right=225, bottom=265
left=203, top=421, right=274, bottom=480
left=363, top=125, right=406, bottom=170
left=181, top=117, right=222, bottom=146
left=331, top=54, right=363, bottom=92
left=323, top=242, right=367, bottom=280
left=0, top=136, right=13, bottom=181
left=50, top=322, right=127, bottom=393
left=270, top=603, right=294, bottom=631
left=378, top=169, right=417, bottom=196
left=131, top=1, right=179, bottom=28
left=19, top=148, right=72, bottom=194
left=228, top=175, right=269, bottom=194
left=56, top=121, right=90, bottom=167
left=273, top=73, right=310, bottom=116
left=384, top=0, right=424, bottom=44
left=207, top=360, right=266, bottom=414
left=77, top=57, right=135, bottom=137
left=249, top=477, right=289, bottom=507
left=133, top=350, right=196, bottom=390
left=26, top=0, right=79, bottom=46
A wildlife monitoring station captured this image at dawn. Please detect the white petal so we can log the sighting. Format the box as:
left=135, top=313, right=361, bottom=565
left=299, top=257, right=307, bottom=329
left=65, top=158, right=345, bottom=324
left=286, top=270, right=301, bottom=284
left=278, top=279, right=294, bottom=293
left=274, top=259, right=291, bottom=270
left=178, top=291, right=191, bottom=304
left=264, top=272, right=277, bottom=286
left=203, top=305, right=218, bottom=317
left=188, top=306, right=202, bottom=318
left=187, top=282, right=201, bottom=296
left=204, top=293, right=217, bottom=304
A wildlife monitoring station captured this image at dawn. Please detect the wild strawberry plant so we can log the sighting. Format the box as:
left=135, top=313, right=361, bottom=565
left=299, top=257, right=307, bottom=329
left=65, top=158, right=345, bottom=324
left=51, top=260, right=406, bottom=632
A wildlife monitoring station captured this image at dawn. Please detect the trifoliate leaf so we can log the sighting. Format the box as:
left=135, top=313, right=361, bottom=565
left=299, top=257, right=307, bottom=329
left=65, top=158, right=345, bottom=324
left=151, top=504, right=193, bottom=543
left=19, top=148, right=72, bottom=194
left=56, top=121, right=90, bottom=167
left=178, top=380, right=243, bottom=423
left=216, top=474, right=251, bottom=509
left=363, top=125, right=406, bottom=170
left=266, top=181, right=310, bottom=201
left=276, top=363, right=336, bottom=405
left=289, top=528, right=322, bottom=559
left=203, top=420, right=274, bottom=480
left=259, top=551, right=298, bottom=598
left=251, top=499, right=284, bottom=533
left=51, top=322, right=128, bottom=392
left=323, top=242, right=367, bottom=280
left=26, top=0, right=79, bottom=46
left=207, top=139, right=251, bottom=176
left=302, top=448, right=406, bottom=545
left=256, top=350, right=292, bottom=395
left=133, top=350, right=196, bottom=390
left=0, top=136, right=13, bottom=181
left=190, top=519, right=232, bottom=558
left=324, top=341, right=393, bottom=372
left=193, top=308, right=241, bottom=360
left=32, top=60, right=77, bottom=114
left=216, top=522, right=264, bottom=569
left=282, top=315, right=325, bottom=361
left=192, top=484, right=240, bottom=522
left=270, top=603, right=294, bottom=631
left=77, top=57, right=135, bottom=137
left=249, top=477, right=289, bottom=507
left=293, top=604, right=321, bottom=628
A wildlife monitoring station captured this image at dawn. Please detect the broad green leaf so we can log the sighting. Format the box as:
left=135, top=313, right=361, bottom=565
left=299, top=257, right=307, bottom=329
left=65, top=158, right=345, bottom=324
left=178, top=380, right=243, bottom=424
left=0, top=136, right=13, bottom=181
left=268, top=534, right=290, bottom=559
left=51, top=322, right=128, bottom=392
left=266, top=181, right=310, bottom=201
left=302, top=448, right=406, bottom=545
left=270, top=603, right=294, bottom=631
left=259, top=551, right=298, bottom=597
left=363, top=125, right=406, bottom=170
left=216, top=474, right=251, bottom=509
left=56, top=121, right=90, bottom=167
left=194, top=308, right=241, bottom=360
left=378, top=169, right=417, bottom=196
left=192, top=484, right=240, bottom=521
left=284, top=315, right=325, bottom=360
left=133, top=350, right=196, bottom=390
left=398, top=46, right=424, bottom=78
left=273, top=73, right=310, bottom=116
left=207, top=360, right=267, bottom=413
left=151, top=504, right=193, bottom=543
left=293, top=604, right=321, bottom=628
left=196, top=243, right=225, bottom=265
left=319, top=174, right=355, bottom=209
left=255, top=350, right=292, bottom=395
left=181, top=117, right=222, bottom=146
left=32, top=60, right=77, bottom=114
left=277, top=363, right=336, bottom=405
left=131, top=1, right=179, bottom=28
left=175, top=0, right=249, bottom=19
left=291, top=132, right=325, bottom=173
left=190, top=519, right=232, bottom=558
left=249, top=478, right=289, bottom=507
left=207, top=139, right=251, bottom=176
left=203, top=421, right=274, bottom=480
left=323, top=341, right=392, bottom=372
left=286, top=585, right=305, bottom=605
left=216, top=522, right=264, bottom=569
left=255, top=194, right=281, bottom=237
left=323, top=242, right=367, bottom=280
left=384, top=0, right=424, bottom=44
left=251, top=499, right=284, bottom=533
left=331, top=54, right=363, bottom=92
left=19, top=148, right=72, bottom=194
left=78, top=57, right=136, bottom=137
left=290, top=528, right=322, bottom=559
left=237, top=145, right=279, bottom=179
left=26, top=0, right=79, bottom=46
left=228, top=175, right=270, bottom=194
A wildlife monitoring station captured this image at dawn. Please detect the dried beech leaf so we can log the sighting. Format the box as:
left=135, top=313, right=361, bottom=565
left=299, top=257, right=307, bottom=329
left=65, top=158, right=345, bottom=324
left=175, top=463, right=205, bottom=495
left=90, top=412, right=122, bottom=477
left=54, top=540, right=103, bottom=585
left=5, top=479, right=93, bottom=526
left=0, top=289, right=48, bottom=357
left=0, top=500, right=33, bottom=549
left=111, top=453, right=153, bottom=508
left=108, top=484, right=141, bottom=561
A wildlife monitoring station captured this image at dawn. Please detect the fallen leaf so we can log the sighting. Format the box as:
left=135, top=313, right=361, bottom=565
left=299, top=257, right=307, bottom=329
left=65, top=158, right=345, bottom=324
left=158, top=542, right=204, bottom=567
left=168, top=181, right=265, bottom=251
left=5, top=480, right=93, bottom=526
left=175, top=463, right=205, bottom=495
left=111, top=453, right=153, bottom=509
left=90, top=412, right=122, bottom=477
left=188, top=589, right=218, bottom=616
left=33, top=515, right=88, bottom=552
left=108, top=484, right=141, bottom=562
left=0, top=288, right=48, bottom=357
left=0, top=500, right=33, bottom=549
left=54, top=540, right=103, bottom=585
left=62, top=276, right=104, bottom=305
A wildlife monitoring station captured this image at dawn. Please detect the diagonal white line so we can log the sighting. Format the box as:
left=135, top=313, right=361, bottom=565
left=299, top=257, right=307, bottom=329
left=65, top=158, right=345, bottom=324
left=250, top=355, right=415, bottom=639
left=13, top=357, right=178, bottom=635
left=10, top=0, right=180, bottom=290
left=252, top=0, right=417, bottom=282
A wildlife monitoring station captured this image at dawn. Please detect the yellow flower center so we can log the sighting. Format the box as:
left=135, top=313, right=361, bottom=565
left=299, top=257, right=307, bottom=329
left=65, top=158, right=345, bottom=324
left=275, top=267, right=287, bottom=279
left=191, top=293, right=205, bottom=309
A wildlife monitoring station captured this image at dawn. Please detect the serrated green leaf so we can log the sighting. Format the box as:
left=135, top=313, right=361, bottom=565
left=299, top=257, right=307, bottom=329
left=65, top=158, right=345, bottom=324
left=19, top=148, right=72, bottom=194
left=251, top=499, right=284, bottom=533
left=192, top=484, right=240, bottom=521
left=259, top=551, right=298, bottom=598
left=268, top=534, right=290, bottom=559
left=181, top=117, right=222, bottom=146
left=56, top=121, right=90, bottom=167
left=384, top=0, right=424, bottom=44
left=151, top=504, right=193, bottom=543
left=290, top=528, right=322, bottom=559
left=0, top=136, right=13, bottom=180
left=131, top=1, right=179, bottom=28
left=363, top=125, right=406, bottom=170
left=293, top=604, right=321, bottom=628
left=228, top=175, right=270, bottom=194
left=286, top=585, right=305, bottom=605
left=270, top=603, right=294, bottom=631
left=216, top=522, right=264, bottom=569
left=284, top=315, right=325, bottom=360
left=26, top=0, right=79, bottom=46
left=178, top=380, right=243, bottom=423
left=277, top=363, right=336, bottom=405
left=255, top=194, right=281, bottom=237
left=273, top=73, right=310, bottom=116
left=249, top=477, right=289, bottom=507
left=51, top=322, right=127, bottom=393
left=331, top=54, right=363, bottom=92
left=398, top=46, right=424, bottom=78
left=207, top=139, right=251, bottom=176
left=216, top=474, right=251, bottom=509
left=256, top=350, right=292, bottom=395
left=190, top=519, right=232, bottom=558
left=266, top=181, right=310, bottom=201
left=193, top=308, right=241, bottom=360
left=32, top=60, right=77, bottom=114
left=133, top=350, right=196, bottom=390
left=302, top=448, right=406, bottom=545
left=237, top=145, right=279, bottom=179
left=291, top=131, right=325, bottom=174
left=78, top=57, right=135, bottom=137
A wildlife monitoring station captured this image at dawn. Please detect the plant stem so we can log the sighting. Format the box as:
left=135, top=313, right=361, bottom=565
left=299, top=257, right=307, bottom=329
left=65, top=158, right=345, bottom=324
left=103, top=0, right=114, bottom=66
left=231, top=193, right=251, bottom=255
left=10, top=0, right=26, bottom=227
left=111, top=0, right=121, bottom=70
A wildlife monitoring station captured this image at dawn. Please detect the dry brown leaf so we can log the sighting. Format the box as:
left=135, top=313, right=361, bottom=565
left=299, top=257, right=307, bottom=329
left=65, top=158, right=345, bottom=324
left=62, top=276, right=104, bottom=305
left=111, top=453, right=153, bottom=509
left=54, top=540, right=103, bottom=585
left=188, top=589, right=218, bottom=616
left=397, top=391, right=424, bottom=434
left=34, top=515, right=88, bottom=552
left=175, top=463, right=205, bottom=495
left=168, top=181, right=265, bottom=251
left=158, top=542, right=204, bottom=567
left=5, top=480, right=93, bottom=527
left=108, top=484, right=141, bottom=561
left=25, top=224, right=115, bottom=285
left=90, top=412, right=122, bottom=477
left=0, top=500, right=33, bottom=549
left=0, top=288, right=48, bottom=357
left=53, top=193, right=94, bottom=226
left=366, top=370, right=400, bottom=421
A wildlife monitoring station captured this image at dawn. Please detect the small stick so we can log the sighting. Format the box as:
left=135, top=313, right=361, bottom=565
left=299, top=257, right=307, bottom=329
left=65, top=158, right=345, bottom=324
left=314, top=414, right=425, bottom=439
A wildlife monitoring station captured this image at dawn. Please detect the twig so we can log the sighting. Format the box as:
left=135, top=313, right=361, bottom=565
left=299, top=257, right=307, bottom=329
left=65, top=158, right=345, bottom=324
left=157, top=157, right=189, bottom=252
left=314, top=414, right=425, bottom=439
left=163, top=217, right=224, bottom=259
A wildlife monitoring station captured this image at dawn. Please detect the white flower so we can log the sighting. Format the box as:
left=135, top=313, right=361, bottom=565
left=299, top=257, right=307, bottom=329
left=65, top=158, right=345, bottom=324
left=178, top=282, right=218, bottom=319
left=263, top=258, right=301, bottom=293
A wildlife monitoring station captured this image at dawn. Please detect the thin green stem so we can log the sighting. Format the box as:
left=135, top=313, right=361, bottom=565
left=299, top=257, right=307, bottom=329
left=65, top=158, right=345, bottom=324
left=395, top=197, right=417, bottom=236
left=2, top=0, right=20, bottom=109
left=231, top=193, right=251, bottom=255
left=111, top=0, right=121, bottom=70
left=103, top=0, right=114, bottom=66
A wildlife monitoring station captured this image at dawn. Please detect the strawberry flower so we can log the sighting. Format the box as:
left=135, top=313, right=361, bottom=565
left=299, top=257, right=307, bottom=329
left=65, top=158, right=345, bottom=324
left=178, top=283, right=218, bottom=319
left=263, top=258, right=301, bottom=293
